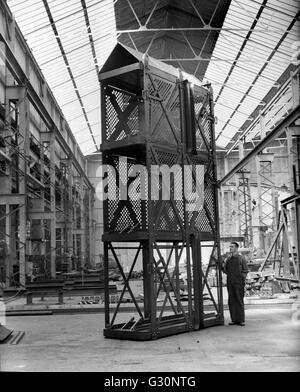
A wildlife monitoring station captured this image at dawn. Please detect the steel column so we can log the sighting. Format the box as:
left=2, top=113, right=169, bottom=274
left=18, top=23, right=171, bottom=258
left=237, top=170, right=253, bottom=247
left=255, top=154, right=276, bottom=252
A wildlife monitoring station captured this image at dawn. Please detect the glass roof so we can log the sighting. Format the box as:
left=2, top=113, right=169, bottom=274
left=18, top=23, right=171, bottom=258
left=203, top=0, right=299, bottom=148
left=7, top=0, right=117, bottom=155
left=6, top=0, right=300, bottom=154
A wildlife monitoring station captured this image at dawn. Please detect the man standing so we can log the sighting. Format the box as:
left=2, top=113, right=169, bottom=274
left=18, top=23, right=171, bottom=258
left=223, top=242, right=249, bottom=326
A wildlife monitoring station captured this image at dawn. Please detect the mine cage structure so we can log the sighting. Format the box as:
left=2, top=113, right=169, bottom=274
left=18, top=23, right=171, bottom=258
left=100, top=44, right=224, bottom=340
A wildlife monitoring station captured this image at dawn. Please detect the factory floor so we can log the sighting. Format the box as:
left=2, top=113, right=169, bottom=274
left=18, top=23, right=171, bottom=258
left=1, top=307, right=299, bottom=372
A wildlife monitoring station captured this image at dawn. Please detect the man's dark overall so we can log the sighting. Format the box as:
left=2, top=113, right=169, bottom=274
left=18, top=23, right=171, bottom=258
left=225, top=254, right=247, bottom=324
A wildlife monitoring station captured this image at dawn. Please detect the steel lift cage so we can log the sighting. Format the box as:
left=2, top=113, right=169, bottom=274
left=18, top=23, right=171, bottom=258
left=100, top=43, right=223, bottom=340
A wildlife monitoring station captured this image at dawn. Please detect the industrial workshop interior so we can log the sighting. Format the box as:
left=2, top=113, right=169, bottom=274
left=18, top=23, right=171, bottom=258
left=0, top=0, right=299, bottom=374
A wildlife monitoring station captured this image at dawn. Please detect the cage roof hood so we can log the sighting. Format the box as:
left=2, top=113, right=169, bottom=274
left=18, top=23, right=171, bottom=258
left=99, top=42, right=204, bottom=88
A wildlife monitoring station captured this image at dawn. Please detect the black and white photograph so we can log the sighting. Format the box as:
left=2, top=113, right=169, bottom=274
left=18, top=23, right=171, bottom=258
left=0, top=0, right=299, bottom=376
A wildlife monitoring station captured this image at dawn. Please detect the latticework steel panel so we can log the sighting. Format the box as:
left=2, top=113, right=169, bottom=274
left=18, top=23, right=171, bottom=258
left=100, top=43, right=223, bottom=340
left=237, top=170, right=253, bottom=248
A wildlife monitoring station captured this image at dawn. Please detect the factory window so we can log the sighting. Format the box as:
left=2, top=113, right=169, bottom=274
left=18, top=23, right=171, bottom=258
left=76, top=206, right=81, bottom=229
left=0, top=205, right=5, bottom=242
left=0, top=81, right=5, bottom=112
left=9, top=100, right=18, bottom=130
left=55, top=183, right=62, bottom=209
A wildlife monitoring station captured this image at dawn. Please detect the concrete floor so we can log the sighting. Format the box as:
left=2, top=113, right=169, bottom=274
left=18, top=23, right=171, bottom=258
left=1, top=307, right=299, bottom=372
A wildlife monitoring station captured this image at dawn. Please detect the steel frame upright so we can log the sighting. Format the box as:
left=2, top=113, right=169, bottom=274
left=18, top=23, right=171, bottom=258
left=255, top=154, right=276, bottom=252
left=237, top=170, right=253, bottom=247
left=100, top=44, right=223, bottom=340
left=0, top=28, right=95, bottom=287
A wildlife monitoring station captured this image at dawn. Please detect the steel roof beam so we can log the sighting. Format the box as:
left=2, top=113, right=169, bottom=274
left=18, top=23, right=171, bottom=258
left=217, top=8, right=300, bottom=143
left=219, top=105, right=300, bottom=186
left=1, top=35, right=94, bottom=190
left=116, top=27, right=292, bottom=33
left=225, top=68, right=299, bottom=155
left=214, top=0, right=268, bottom=105
left=42, top=0, right=98, bottom=151
left=24, top=1, right=102, bottom=37
left=81, top=0, right=100, bottom=80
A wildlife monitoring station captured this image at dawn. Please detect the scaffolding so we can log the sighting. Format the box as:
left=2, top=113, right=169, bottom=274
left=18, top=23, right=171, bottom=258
left=237, top=169, right=253, bottom=248
left=0, top=33, right=94, bottom=288
left=259, top=194, right=299, bottom=281
left=255, top=154, right=277, bottom=253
